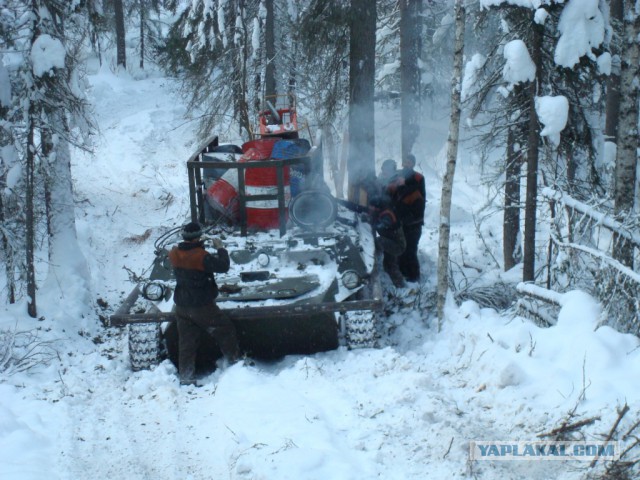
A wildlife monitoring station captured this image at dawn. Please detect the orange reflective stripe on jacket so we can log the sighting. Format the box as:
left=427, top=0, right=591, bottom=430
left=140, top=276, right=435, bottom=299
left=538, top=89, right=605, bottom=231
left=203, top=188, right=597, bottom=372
left=168, top=247, right=207, bottom=271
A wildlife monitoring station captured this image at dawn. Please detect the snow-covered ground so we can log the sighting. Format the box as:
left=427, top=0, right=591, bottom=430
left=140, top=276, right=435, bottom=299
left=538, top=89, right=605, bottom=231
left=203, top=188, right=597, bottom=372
left=1, top=63, right=639, bottom=480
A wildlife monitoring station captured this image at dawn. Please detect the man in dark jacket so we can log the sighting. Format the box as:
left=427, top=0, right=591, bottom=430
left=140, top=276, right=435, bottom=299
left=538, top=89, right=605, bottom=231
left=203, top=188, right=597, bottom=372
left=394, top=154, right=426, bottom=282
left=168, top=221, right=240, bottom=385
left=371, top=159, right=407, bottom=288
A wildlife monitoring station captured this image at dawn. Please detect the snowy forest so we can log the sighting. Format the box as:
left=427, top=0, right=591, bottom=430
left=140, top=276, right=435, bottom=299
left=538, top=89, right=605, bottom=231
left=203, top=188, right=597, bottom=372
left=2, top=0, right=640, bottom=479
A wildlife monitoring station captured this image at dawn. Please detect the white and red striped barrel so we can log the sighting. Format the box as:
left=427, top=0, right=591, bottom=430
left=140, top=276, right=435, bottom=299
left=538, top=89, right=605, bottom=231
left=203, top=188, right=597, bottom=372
left=242, top=139, right=290, bottom=229
left=206, top=168, right=239, bottom=220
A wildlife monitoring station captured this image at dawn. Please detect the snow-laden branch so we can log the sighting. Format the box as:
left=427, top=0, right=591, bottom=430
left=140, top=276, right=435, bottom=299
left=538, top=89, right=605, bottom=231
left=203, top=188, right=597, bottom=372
left=541, top=187, right=640, bottom=248
left=517, top=299, right=557, bottom=326
left=550, top=234, right=640, bottom=285
left=516, top=282, right=563, bottom=306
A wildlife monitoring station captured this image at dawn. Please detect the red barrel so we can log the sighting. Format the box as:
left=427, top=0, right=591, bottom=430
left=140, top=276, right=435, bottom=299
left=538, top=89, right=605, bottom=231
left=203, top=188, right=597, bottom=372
left=206, top=168, right=239, bottom=220
left=205, top=142, right=274, bottom=222
left=242, top=138, right=279, bottom=158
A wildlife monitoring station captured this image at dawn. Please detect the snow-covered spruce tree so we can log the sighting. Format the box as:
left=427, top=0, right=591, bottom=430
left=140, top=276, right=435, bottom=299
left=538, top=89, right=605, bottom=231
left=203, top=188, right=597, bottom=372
left=0, top=62, right=19, bottom=305
left=127, top=0, right=167, bottom=70
left=160, top=0, right=262, bottom=139
left=22, top=0, right=92, bottom=316
left=0, top=3, right=27, bottom=306
left=88, top=0, right=162, bottom=70
left=295, top=0, right=350, bottom=127
left=370, top=0, right=415, bottom=155
left=462, top=6, right=539, bottom=277
left=464, top=1, right=606, bottom=280
left=285, top=0, right=376, bottom=197
left=0, top=0, right=43, bottom=314
left=421, top=1, right=463, bottom=115
left=84, top=0, right=108, bottom=66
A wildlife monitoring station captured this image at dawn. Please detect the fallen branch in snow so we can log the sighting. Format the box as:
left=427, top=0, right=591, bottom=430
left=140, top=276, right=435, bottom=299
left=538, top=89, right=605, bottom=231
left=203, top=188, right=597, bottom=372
left=515, top=284, right=561, bottom=327
left=472, top=213, right=501, bottom=270
left=0, top=328, right=59, bottom=375
left=455, top=282, right=517, bottom=310
left=516, top=299, right=557, bottom=328
left=443, top=437, right=454, bottom=459
left=462, top=260, right=483, bottom=273
left=516, top=282, right=563, bottom=306
left=122, top=266, right=146, bottom=284
left=623, top=417, right=640, bottom=441
left=619, top=437, right=640, bottom=463
left=586, top=410, right=640, bottom=480
left=590, top=403, right=629, bottom=468
left=537, top=416, right=600, bottom=439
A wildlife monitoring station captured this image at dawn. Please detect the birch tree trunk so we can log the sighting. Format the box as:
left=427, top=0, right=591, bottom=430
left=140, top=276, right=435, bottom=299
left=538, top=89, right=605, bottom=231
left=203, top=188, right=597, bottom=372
left=613, top=3, right=640, bottom=267
left=436, top=0, right=465, bottom=328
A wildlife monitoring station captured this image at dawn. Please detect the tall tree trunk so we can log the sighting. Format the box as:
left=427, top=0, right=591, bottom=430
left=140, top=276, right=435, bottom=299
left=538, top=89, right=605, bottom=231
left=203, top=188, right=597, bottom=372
left=0, top=179, right=16, bottom=304
left=605, top=0, right=623, bottom=144
left=139, top=0, right=145, bottom=69
left=400, top=0, right=421, bottom=159
left=436, top=0, right=465, bottom=327
left=233, top=0, right=251, bottom=138
left=114, top=0, right=126, bottom=69
left=264, top=0, right=276, bottom=98
left=503, top=128, right=521, bottom=271
left=0, top=94, right=16, bottom=304
left=613, top=3, right=640, bottom=267
left=26, top=105, right=37, bottom=318
left=522, top=22, right=543, bottom=282
left=25, top=0, right=41, bottom=317
left=347, top=0, right=376, bottom=203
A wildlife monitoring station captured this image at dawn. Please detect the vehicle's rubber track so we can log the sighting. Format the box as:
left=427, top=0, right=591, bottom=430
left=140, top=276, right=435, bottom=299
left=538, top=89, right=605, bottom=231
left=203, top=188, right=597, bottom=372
left=128, top=323, right=162, bottom=371
left=344, top=311, right=378, bottom=348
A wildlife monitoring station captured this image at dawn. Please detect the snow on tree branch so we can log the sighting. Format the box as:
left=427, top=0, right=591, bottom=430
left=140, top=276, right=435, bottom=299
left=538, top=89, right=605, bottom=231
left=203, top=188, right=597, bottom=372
left=541, top=187, right=640, bottom=247
left=516, top=282, right=564, bottom=306
left=554, top=0, right=604, bottom=68
left=502, top=39, right=536, bottom=87
left=535, top=95, right=568, bottom=146
left=30, top=35, right=65, bottom=77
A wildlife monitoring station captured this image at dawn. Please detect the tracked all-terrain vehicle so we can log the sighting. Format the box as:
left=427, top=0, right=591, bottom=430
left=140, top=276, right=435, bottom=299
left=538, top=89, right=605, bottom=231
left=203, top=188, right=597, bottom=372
left=110, top=96, right=383, bottom=372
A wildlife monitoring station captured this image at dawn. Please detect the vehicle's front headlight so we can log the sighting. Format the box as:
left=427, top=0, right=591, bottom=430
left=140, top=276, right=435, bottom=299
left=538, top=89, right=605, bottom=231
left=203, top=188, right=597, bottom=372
left=341, top=270, right=361, bottom=289
left=257, top=251, right=270, bottom=267
left=142, top=281, right=171, bottom=301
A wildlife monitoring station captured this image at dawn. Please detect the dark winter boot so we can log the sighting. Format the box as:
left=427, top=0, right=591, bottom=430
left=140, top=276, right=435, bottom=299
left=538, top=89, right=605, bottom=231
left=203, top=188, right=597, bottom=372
left=383, top=253, right=406, bottom=288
